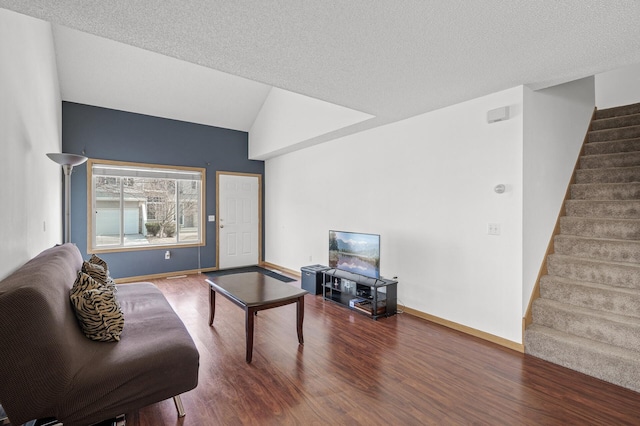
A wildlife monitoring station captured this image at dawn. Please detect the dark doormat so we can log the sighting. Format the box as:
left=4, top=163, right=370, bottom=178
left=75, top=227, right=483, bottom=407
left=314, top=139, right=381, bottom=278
left=205, top=266, right=296, bottom=283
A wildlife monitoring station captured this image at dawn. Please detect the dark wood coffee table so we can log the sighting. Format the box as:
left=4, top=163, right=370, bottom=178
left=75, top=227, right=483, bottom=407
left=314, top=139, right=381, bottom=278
left=206, top=272, right=307, bottom=363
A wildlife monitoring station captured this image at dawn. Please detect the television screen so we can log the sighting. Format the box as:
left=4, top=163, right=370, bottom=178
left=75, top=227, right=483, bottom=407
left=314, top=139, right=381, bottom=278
left=329, top=230, right=380, bottom=279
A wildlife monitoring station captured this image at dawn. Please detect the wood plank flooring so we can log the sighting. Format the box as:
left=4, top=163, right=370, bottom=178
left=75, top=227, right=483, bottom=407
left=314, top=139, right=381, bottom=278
left=124, top=274, right=640, bottom=425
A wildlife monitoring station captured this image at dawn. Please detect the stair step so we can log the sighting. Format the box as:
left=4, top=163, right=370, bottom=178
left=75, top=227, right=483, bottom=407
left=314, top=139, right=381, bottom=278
left=524, top=324, right=640, bottom=393
left=559, top=216, right=640, bottom=240
left=540, top=275, right=640, bottom=318
left=570, top=182, right=640, bottom=199
left=575, top=166, right=640, bottom=184
left=532, top=298, right=640, bottom=351
left=591, top=113, right=640, bottom=131
left=596, top=103, right=640, bottom=120
left=554, top=234, right=640, bottom=263
left=547, top=254, right=640, bottom=288
left=564, top=200, right=640, bottom=219
left=579, top=151, right=640, bottom=169
left=589, top=125, right=640, bottom=143
left=583, top=138, right=640, bottom=155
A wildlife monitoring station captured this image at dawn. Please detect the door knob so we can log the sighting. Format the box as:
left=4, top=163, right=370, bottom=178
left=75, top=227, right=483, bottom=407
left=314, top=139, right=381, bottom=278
left=220, top=225, right=224, bottom=228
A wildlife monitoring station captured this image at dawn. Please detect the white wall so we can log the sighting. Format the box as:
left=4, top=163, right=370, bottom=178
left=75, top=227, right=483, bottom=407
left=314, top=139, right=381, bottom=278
left=522, top=77, right=595, bottom=312
left=249, top=87, right=373, bottom=160
left=0, top=9, right=62, bottom=280
left=266, top=86, right=525, bottom=343
left=595, top=62, right=640, bottom=109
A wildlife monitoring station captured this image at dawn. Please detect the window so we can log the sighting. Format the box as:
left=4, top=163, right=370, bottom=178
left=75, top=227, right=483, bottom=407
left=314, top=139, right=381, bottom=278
left=88, top=159, right=205, bottom=252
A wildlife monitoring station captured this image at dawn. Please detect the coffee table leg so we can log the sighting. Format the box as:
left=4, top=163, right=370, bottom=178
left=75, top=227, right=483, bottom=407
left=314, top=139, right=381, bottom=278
left=246, top=308, right=255, bottom=363
left=296, top=296, right=304, bottom=345
left=209, top=286, right=216, bottom=326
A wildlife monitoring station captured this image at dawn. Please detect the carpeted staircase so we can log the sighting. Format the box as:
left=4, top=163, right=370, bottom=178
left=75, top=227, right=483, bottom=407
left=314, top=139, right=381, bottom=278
left=524, top=102, right=640, bottom=392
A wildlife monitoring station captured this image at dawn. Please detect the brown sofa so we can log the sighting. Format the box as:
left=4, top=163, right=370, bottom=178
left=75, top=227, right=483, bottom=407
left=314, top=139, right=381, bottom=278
left=0, top=244, right=199, bottom=426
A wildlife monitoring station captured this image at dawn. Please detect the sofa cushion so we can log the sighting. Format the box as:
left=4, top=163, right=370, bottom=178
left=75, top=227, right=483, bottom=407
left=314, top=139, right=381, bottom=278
left=70, top=272, right=124, bottom=342
left=60, top=283, right=200, bottom=425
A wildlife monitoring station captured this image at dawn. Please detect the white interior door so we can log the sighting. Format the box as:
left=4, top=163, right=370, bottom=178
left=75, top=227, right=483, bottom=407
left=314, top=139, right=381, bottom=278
left=218, top=173, right=260, bottom=269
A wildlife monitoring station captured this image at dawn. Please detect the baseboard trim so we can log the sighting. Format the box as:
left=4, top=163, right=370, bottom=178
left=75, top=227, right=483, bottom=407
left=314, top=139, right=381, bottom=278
left=260, top=262, right=301, bottom=279
left=114, top=268, right=207, bottom=283
left=401, top=305, right=524, bottom=353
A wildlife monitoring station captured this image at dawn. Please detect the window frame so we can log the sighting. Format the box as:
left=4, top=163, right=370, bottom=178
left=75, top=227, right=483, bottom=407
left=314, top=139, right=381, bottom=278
left=87, top=158, right=206, bottom=253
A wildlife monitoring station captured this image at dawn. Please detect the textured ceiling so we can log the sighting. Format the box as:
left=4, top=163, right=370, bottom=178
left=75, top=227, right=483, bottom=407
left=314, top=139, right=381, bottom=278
left=3, top=1, right=640, bottom=137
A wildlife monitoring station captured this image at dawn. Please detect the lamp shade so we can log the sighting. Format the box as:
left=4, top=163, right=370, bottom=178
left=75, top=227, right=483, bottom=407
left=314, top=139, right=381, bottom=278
left=46, top=153, right=88, bottom=166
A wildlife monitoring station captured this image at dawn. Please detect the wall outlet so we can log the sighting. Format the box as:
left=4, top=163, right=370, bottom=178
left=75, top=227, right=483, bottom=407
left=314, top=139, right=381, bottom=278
left=487, top=223, right=501, bottom=236
left=165, top=250, right=171, bottom=260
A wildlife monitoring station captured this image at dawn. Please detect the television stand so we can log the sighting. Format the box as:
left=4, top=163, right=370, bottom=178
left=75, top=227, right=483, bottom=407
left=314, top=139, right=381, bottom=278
left=321, top=269, right=397, bottom=319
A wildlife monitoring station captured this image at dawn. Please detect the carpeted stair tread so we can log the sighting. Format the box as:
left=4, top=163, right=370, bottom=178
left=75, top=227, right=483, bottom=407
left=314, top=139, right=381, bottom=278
left=547, top=254, right=640, bottom=288
left=591, top=113, right=640, bottom=131
left=570, top=182, right=640, bottom=199
left=524, top=324, right=640, bottom=393
left=574, top=166, right=640, bottom=184
left=540, top=275, right=640, bottom=318
left=532, top=298, right=640, bottom=351
left=559, top=216, right=640, bottom=240
left=589, top=124, right=640, bottom=143
left=564, top=199, right=640, bottom=219
left=583, top=137, right=640, bottom=155
left=579, top=151, right=640, bottom=169
left=553, top=234, right=640, bottom=263
left=595, top=102, right=640, bottom=120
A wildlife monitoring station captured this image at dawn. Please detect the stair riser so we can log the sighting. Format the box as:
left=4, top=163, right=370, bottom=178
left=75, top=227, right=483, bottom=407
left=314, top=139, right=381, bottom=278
left=584, top=138, right=640, bottom=155
left=560, top=217, right=640, bottom=240
left=524, top=327, right=640, bottom=393
left=589, top=126, right=640, bottom=143
left=575, top=167, right=640, bottom=184
left=554, top=235, right=640, bottom=263
left=564, top=200, right=640, bottom=219
left=580, top=152, right=640, bottom=169
left=571, top=183, right=640, bottom=199
left=592, top=114, right=640, bottom=131
left=540, top=276, right=640, bottom=318
left=532, top=301, right=640, bottom=352
left=547, top=255, right=640, bottom=288
left=596, top=103, right=640, bottom=119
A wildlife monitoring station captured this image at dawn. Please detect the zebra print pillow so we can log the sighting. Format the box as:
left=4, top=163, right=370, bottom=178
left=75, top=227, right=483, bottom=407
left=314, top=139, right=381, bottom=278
left=70, top=272, right=124, bottom=342
left=89, top=254, right=109, bottom=272
left=86, top=255, right=117, bottom=293
left=82, top=261, right=108, bottom=284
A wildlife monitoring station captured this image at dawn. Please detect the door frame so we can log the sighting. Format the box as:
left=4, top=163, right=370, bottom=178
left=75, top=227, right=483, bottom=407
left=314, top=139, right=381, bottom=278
left=215, top=171, right=263, bottom=269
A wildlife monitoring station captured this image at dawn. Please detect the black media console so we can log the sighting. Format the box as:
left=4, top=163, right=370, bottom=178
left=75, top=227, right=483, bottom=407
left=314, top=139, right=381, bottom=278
left=321, top=268, right=398, bottom=320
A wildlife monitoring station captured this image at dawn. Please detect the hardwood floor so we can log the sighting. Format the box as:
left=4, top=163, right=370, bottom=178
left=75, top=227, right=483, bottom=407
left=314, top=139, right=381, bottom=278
left=124, top=273, right=640, bottom=425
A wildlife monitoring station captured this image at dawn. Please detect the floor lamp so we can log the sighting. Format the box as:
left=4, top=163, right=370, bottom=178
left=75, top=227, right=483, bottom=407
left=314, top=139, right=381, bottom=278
left=47, top=153, right=88, bottom=244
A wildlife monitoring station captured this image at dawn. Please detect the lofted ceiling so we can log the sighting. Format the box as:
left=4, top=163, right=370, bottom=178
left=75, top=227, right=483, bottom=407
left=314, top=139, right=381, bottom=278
left=3, top=1, right=640, bottom=145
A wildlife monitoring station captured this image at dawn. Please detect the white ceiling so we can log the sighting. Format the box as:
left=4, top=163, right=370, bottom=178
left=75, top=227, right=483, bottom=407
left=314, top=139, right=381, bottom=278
left=3, top=1, right=640, bottom=138
left=52, top=25, right=272, bottom=132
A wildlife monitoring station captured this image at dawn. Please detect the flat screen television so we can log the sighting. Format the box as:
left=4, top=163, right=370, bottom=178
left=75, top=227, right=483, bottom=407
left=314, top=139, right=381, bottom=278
left=329, top=230, right=380, bottom=279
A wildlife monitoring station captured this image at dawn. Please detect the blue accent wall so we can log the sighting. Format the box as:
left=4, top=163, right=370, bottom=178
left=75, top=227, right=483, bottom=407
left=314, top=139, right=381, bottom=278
left=62, top=102, right=264, bottom=278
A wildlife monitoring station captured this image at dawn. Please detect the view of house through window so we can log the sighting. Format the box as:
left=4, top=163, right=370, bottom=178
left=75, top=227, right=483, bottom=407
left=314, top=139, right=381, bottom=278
left=89, top=160, right=205, bottom=251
